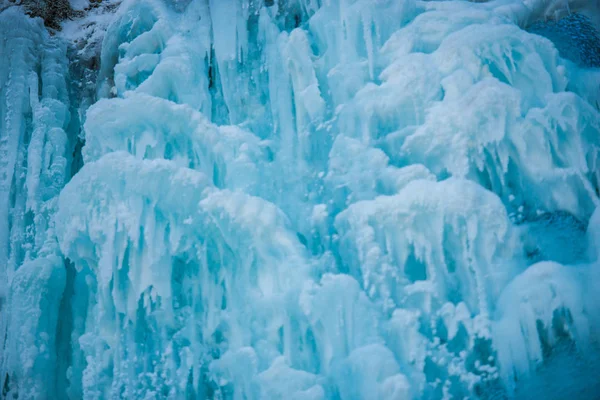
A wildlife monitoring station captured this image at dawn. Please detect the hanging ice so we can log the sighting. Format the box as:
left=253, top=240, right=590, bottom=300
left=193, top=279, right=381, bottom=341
left=1, top=0, right=600, bottom=398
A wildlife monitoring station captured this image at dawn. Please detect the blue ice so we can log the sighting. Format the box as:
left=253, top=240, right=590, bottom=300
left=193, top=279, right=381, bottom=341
left=1, top=0, right=600, bottom=398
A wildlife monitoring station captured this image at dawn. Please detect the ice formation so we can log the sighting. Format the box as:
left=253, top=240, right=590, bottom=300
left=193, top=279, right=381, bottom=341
left=1, top=0, right=600, bottom=399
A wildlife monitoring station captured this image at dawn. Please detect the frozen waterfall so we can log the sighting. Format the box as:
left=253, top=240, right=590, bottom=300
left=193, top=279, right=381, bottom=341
left=1, top=0, right=600, bottom=399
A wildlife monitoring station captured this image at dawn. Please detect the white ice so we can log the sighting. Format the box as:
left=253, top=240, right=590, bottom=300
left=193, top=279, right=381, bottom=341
left=1, top=0, right=600, bottom=398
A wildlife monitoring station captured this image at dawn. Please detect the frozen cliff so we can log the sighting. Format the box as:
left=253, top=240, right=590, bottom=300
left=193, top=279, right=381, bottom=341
left=1, top=0, right=600, bottom=399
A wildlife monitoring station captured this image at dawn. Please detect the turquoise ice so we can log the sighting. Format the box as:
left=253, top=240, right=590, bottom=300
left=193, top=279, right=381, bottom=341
left=1, top=0, right=600, bottom=398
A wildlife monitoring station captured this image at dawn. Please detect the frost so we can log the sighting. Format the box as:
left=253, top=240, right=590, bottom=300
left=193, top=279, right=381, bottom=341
left=1, top=0, right=600, bottom=398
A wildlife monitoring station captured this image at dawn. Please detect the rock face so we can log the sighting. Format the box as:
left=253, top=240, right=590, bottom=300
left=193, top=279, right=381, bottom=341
left=529, top=13, right=600, bottom=67
left=2, top=0, right=113, bottom=30
left=4, top=0, right=78, bottom=29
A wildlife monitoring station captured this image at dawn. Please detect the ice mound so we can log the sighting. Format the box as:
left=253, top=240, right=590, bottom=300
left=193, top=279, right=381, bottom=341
left=1, top=0, right=600, bottom=398
left=83, top=94, right=269, bottom=191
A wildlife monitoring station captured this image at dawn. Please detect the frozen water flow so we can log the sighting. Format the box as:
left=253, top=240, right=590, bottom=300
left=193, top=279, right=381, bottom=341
left=1, top=0, right=600, bottom=398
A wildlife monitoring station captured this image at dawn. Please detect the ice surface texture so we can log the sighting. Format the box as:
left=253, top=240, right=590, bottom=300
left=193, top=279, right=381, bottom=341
left=1, top=0, right=600, bottom=399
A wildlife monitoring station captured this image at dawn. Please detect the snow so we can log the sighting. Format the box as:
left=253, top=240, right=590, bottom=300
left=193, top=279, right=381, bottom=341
left=1, top=0, right=600, bottom=398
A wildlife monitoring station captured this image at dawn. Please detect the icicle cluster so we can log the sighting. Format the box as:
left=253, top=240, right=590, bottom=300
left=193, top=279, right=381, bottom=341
left=1, top=0, right=600, bottom=398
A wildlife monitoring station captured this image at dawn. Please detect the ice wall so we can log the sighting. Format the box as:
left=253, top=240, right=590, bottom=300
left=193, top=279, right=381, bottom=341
left=1, top=0, right=600, bottom=399
left=0, top=7, right=76, bottom=398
